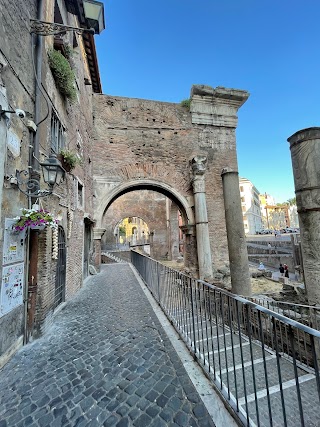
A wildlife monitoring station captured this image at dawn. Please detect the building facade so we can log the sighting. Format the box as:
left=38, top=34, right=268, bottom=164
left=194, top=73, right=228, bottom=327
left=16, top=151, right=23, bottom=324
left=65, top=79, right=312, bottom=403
left=239, top=178, right=262, bottom=234
left=0, top=0, right=104, bottom=363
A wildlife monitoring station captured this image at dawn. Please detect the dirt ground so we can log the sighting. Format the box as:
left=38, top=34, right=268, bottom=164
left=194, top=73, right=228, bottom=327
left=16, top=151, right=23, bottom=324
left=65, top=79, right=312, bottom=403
left=250, top=276, right=282, bottom=296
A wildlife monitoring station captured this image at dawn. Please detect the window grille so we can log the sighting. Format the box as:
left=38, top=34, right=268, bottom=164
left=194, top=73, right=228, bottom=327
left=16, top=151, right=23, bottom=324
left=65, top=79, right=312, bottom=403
left=50, top=112, right=65, bottom=153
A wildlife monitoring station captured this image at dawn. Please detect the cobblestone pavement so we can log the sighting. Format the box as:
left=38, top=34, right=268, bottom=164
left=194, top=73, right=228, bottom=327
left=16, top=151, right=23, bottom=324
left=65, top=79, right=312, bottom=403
left=0, top=264, right=216, bottom=427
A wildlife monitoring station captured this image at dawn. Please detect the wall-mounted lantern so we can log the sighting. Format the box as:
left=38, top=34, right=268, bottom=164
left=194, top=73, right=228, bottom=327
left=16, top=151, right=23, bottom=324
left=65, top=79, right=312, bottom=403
left=30, top=0, right=105, bottom=36
left=15, top=154, right=65, bottom=197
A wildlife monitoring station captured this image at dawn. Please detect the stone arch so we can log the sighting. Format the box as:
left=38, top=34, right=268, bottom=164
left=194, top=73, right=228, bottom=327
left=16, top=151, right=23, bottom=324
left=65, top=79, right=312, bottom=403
left=95, top=179, right=194, bottom=229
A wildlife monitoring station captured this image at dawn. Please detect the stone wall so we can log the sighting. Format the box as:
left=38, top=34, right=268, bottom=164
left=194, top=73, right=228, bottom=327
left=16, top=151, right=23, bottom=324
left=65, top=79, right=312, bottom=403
left=92, top=87, right=247, bottom=274
left=0, top=0, right=37, bottom=356
left=0, top=0, right=96, bottom=356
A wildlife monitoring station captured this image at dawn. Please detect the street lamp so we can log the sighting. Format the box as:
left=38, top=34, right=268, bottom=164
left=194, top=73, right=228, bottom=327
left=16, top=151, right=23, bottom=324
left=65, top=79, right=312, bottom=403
left=15, top=154, right=65, bottom=197
left=30, top=0, right=105, bottom=36
left=83, top=0, right=105, bottom=34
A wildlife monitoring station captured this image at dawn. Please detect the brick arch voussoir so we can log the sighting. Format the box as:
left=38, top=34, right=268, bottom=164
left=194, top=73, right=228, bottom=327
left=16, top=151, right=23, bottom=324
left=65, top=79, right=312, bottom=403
left=95, top=179, right=194, bottom=229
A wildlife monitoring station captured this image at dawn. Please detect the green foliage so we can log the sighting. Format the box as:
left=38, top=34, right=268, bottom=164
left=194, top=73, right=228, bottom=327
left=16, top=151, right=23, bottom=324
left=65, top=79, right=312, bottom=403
left=287, top=197, right=296, bottom=206
left=180, top=98, right=191, bottom=110
left=60, top=149, right=81, bottom=170
left=48, top=49, right=77, bottom=101
left=63, top=43, right=73, bottom=60
left=118, top=226, right=126, bottom=236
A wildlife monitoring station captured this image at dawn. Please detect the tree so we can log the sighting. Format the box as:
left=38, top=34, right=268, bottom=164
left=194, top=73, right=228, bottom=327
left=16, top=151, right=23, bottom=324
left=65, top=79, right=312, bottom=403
left=287, top=197, right=296, bottom=206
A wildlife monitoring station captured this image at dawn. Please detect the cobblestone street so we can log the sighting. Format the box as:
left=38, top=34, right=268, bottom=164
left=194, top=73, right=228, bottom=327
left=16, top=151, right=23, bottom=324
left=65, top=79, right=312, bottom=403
left=0, top=264, right=216, bottom=427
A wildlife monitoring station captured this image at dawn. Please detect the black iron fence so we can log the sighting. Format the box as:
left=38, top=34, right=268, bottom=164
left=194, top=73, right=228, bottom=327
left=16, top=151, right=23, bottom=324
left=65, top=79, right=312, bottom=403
left=131, top=250, right=320, bottom=427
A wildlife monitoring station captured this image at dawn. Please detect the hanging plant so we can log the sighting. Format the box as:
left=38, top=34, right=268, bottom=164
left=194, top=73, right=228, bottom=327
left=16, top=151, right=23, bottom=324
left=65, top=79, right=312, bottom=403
left=13, top=208, right=59, bottom=232
left=59, top=149, right=82, bottom=172
left=48, top=49, right=77, bottom=101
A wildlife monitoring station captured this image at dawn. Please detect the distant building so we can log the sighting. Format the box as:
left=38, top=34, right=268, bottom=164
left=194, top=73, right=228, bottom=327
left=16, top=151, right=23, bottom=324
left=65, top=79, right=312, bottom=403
left=288, top=205, right=299, bottom=228
left=259, top=193, right=290, bottom=230
left=239, top=178, right=263, bottom=234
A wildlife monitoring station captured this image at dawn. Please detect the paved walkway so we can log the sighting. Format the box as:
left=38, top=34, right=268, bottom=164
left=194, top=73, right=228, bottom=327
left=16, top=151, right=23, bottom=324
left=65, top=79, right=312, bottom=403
left=0, top=264, right=216, bottom=427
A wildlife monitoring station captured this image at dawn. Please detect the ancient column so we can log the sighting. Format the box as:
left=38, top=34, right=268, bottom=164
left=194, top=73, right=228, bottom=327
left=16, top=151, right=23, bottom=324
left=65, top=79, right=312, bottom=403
left=93, top=228, right=106, bottom=271
left=191, top=155, right=213, bottom=280
left=287, top=127, right=320, bottom=306
left=149, top=231, right=155, bottom=258
left=221, top=168, right=251, bottom=296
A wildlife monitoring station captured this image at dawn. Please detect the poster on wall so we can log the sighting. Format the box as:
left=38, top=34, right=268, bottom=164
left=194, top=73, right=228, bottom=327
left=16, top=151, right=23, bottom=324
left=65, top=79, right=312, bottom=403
left=3, top=218, right=26, bottom=266
left=0, top=262, right=24, bottom=317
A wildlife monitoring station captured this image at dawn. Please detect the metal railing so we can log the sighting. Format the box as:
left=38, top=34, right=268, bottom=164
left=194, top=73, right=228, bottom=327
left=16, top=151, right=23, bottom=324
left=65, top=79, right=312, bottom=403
left=131, top=251, right=320, bottom=427
left=250, top=297, right=320, bottom=331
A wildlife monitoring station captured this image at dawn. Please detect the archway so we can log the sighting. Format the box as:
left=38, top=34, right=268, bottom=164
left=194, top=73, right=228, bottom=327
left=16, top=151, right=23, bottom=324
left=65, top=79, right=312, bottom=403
left=100, top=188, right=189, bottom=264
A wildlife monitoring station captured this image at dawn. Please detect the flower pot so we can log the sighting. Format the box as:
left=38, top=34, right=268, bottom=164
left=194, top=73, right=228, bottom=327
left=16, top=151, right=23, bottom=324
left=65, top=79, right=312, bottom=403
left=57, top=154, right=72, bottom=173
left=30, top=224, right=46, bottom=231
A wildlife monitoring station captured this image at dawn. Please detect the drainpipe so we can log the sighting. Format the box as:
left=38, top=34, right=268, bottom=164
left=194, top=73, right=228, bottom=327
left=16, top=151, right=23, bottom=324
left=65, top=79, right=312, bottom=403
left=33, top=0, right=44, bottom=168
left=24, top=0, right=44, bottom=342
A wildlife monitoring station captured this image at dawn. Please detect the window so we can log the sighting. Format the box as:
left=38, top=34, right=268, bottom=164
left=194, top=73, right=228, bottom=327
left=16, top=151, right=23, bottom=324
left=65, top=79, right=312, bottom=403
left=240, top=186, right=244, bottom=192
left=50, top=112, right=65, bottom=153
left=241, top=197, right=245, bottom=203
left=77, top=181, right=83, bottom=209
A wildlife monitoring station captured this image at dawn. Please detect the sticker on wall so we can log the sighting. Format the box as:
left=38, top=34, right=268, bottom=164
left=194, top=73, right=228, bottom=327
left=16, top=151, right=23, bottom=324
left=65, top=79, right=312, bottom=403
left=7, top=128, right=21, bottom=157
left=3, top=218, right=26, bottom=265
left=0, top=262, right=24, bottom=317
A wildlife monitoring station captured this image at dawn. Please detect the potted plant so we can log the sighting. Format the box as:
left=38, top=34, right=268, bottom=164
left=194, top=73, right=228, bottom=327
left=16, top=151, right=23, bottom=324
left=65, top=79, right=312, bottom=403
left=13, top=207, right=59, bottom=232
left=59, top=149, right=81, bottom=172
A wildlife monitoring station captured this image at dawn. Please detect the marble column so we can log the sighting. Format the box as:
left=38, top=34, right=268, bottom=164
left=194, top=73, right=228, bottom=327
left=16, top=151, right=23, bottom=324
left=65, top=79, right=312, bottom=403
left=221, top=168, right=251, bottom=296
left=191, top=155, right=213, bottom=280
left=93, top=228, right=106, bottom=271
left=288, top=127, right=320, bottom=306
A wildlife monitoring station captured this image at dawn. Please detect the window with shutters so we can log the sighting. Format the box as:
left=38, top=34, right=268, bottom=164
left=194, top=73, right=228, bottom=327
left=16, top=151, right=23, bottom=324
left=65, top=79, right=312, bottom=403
left=50, top=112, right=65, bottom=153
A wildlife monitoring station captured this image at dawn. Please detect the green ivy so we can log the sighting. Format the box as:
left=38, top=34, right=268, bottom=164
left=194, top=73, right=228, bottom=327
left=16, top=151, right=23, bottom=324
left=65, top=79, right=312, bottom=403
left=48, top=49, right=77, bottom=101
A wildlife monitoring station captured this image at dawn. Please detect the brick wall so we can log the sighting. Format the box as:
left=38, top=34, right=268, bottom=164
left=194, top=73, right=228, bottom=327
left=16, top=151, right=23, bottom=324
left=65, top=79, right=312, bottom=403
left=102, top=190, right=169, bottom=260
left=92, top=94, right=239, bottom=274
left=0, top=0, right=96, bottom=355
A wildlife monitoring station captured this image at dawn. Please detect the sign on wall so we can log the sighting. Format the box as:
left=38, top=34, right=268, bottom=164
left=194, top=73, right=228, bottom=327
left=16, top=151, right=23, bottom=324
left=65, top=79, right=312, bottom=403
left=0, top=262, right=24, bottom=317
left=3, top=218, right=25, bottom=265
left=6, top=128, right=21, bottom=157
left=0, top=218, right=26, bottom=317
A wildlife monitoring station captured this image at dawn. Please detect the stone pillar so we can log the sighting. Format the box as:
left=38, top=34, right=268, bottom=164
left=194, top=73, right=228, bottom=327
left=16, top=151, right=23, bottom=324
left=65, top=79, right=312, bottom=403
left=191, top=155, right=213, bottom=280
left=287, top=127, right=320, bottom=305
left=169, top=202, right=180, bottom=260
left=93, top=228, right=106, bottom=271
left=149, top=231, right=155, bottom=259
left=221, top=168, right=251, bottom=296
left=180, top=224, right=197, bottom=275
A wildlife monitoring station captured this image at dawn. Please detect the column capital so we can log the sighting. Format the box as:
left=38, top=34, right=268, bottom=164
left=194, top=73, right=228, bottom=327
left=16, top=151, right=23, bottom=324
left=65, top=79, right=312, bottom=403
left=221, top=167, right=239, bottom=177
left=180, top=224, right=195, bottom=236
left=93, top=228, right=106, bottom=240
left=192, top=174, right=206, bottom=193
left=191, top=155, right=207, bottom=176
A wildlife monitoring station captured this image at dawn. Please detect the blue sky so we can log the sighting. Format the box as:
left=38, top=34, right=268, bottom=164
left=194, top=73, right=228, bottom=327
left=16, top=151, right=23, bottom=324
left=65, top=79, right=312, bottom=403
left=95, top=0, right=320, bottom=203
